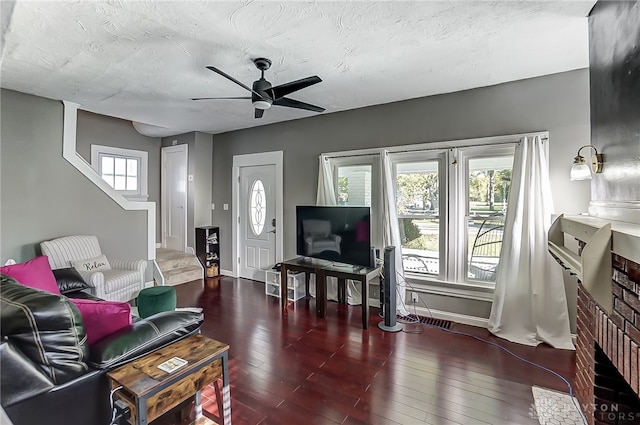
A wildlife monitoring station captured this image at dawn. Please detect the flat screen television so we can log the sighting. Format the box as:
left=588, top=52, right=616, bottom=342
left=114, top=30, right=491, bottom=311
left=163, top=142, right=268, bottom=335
left=296, top=205, right=371, bottom=268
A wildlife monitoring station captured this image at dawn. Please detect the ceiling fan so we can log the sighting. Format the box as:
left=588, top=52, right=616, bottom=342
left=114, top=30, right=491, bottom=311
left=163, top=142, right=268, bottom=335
left=193, top=58, right=325, bottom=119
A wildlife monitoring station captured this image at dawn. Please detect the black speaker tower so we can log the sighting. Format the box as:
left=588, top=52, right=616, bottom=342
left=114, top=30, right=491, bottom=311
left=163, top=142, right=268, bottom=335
left=378, top=246, right=403, bottom=332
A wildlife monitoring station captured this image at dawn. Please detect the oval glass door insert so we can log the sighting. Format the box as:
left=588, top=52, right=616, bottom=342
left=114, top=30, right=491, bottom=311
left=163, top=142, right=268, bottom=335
left=250, top=179, right=266, bottom=235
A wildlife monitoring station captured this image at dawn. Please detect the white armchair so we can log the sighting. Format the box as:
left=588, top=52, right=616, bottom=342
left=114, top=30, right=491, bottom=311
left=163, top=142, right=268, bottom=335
left=40, top=235, right=146, bottom=302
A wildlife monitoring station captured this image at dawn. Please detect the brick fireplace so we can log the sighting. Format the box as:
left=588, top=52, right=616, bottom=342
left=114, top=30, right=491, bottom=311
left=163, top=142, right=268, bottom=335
left=576, top=254, right=640, bottom=424
left=573, top=0, right=640, bottom=422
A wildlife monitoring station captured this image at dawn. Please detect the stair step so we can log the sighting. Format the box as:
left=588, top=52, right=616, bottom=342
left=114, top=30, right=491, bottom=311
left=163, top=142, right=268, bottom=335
left=163, top=265, right=203, bottom=286
left=155, top=249, right=203, bottom=286
left=156, top=250, right=199, bottom=270
left=156, top=256, right=199, bottom=270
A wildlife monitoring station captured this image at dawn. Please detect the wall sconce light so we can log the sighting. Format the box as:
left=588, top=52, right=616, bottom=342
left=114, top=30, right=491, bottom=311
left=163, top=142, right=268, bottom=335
left=570, top=145, right=603, bottom=181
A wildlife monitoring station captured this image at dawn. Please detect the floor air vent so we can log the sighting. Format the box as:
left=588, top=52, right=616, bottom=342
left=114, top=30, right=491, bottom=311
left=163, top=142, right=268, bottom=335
left=397, top=315, right=452, bottom=329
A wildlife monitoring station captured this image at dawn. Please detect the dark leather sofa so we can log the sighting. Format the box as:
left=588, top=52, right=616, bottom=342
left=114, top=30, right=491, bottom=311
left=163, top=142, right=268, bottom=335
left=0, top=275, right=204, bottom=425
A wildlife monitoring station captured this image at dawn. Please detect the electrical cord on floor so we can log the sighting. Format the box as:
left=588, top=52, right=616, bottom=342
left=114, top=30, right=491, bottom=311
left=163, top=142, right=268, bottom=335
left=396, top=270, right=434, bottom=333
left=377, top=268, right=424, bottom=333
left=386, top=270, right=588, bottom=425
left=394, top=274, right=423, bottom=333
left=109, top=385, right=123, bottom=425
left=429, top=323, right=588, bottom=425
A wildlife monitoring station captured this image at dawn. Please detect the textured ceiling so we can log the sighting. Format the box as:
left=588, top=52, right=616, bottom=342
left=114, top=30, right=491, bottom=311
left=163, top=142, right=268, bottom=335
left=0, top=1, right=596, bottom=136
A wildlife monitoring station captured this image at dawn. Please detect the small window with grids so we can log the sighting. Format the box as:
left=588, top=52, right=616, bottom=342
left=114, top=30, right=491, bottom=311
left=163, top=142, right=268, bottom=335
left=91, top=145, right=148, bottom=201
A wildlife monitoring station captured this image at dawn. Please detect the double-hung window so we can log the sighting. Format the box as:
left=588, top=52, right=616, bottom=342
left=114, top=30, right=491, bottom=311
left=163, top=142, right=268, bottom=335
left=393, top=151, right=447, bottom=279
left=391, top=143, right=515, bottom=289
left=91, top=145, right=149, bottom=201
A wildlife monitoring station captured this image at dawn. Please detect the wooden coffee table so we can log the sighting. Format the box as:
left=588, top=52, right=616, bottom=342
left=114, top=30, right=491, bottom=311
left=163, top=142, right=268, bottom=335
left=107, top=334, right=231, bottom=425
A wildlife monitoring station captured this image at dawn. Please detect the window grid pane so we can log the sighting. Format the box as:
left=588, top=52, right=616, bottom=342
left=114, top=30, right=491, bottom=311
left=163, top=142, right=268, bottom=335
left=113, top=175, right=126, bottom=190
left=114, top=157, right=126, bottom=175
left=99, top=154, right=140, bottom=193
left=395, top=161, right=440, bottom=276
left=466, top=155, right=513, bottom=283
left=126, top=176, right=138, bottom=191
left=101, top=156, right=114, bottom=174
left=126, top=159, right=138, bottom=177
left=337, top=165, right=372, bottom=206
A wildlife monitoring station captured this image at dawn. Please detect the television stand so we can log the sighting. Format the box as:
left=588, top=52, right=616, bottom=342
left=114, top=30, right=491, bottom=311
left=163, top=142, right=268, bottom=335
left=279, top=257, right=381, bottom=329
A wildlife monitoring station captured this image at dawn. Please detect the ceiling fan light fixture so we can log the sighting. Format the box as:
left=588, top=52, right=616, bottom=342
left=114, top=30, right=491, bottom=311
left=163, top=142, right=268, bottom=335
left=199, top=58, right=323, bottom=118
left=253, top=99, right=272, bottom=110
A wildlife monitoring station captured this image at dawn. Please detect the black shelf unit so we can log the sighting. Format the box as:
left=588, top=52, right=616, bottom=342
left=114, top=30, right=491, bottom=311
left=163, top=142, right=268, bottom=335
left=196, top=226, right=220, bottom=277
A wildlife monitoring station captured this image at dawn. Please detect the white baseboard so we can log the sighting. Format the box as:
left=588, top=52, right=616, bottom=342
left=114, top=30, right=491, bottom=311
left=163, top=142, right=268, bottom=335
left=399, top=305, right=489, bottom=328
left=155, top=243, right=162, bottom=249
left=144, top=280, right=155, bottom=289
left=220, top=268, right=233, bottom=277
left=370, top=299, right=488, bottom=328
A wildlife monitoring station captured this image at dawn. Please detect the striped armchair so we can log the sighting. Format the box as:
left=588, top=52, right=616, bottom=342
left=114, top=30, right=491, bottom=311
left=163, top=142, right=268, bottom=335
left=40, top=235, right=146, bottom=302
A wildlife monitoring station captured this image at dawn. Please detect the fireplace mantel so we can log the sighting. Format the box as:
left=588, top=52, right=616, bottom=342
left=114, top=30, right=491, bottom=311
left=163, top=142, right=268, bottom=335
left=548, top=214, right=640, bottom=315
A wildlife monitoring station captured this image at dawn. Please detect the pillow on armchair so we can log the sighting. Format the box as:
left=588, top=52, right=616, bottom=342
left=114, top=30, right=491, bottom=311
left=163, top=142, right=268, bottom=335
left=71, top=255, right=111, bottom=273
left=52, top=268, right=91, bottom=294
left=0, top=256, right=61, bottom=295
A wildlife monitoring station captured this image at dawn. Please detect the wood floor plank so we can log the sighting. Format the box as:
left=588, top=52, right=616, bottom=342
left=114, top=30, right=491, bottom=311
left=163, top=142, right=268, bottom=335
left=164, top=277, right=576, bottom=425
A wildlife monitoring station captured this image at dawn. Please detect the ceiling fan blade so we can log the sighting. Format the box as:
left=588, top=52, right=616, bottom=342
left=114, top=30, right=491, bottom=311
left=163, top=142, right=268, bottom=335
left=255, top=108, right=265, bottom=119
left=191, top=96, right=251, bottom=101
left=270, top=76, right=322, bottom=100
left=205, top=66, right=265, bottom=99
left=273, top=97, right=325, bottom=113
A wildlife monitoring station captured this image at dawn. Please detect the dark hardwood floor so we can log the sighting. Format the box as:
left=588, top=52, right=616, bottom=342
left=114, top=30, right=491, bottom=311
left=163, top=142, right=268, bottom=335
left=172, top=277, right=575, bottom=425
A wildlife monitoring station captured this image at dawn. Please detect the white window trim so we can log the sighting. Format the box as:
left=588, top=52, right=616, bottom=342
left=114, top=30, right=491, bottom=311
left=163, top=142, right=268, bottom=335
left=322, top=131, right=548, bottom=301
left=91, top=145, right=149, bottom=201
left=456, top=145, right=516, bottom=284
left=391, top=149, right=448, bottom=281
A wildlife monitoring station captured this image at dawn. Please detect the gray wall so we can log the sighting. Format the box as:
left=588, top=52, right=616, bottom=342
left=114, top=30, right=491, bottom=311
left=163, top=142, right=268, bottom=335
left=161, top=132, right=213, bottom=249
left=75, top=110, right=162, bottom=240
left=0, top=89, right=147, bottom=262
left=589, top=0, right=640, bottom=203
left=211, top=69, right=591, bottom=323
left=194, top=132, right=213, bottom=229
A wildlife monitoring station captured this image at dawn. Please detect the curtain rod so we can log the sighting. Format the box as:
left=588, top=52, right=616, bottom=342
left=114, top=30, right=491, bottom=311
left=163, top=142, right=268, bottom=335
left=390, top=138, right=531, bottom=155
left=323, top=152, right=380, bottom=160
left=324, top=134, right=548, bottom=159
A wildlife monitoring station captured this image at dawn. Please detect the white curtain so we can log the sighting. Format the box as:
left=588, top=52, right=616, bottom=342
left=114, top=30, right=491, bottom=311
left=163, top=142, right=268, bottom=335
left=488, top=136, right=573, bottom=350
left=317, top=155, right=337, bottom=206
left=381, top=151, right=409, bottom=316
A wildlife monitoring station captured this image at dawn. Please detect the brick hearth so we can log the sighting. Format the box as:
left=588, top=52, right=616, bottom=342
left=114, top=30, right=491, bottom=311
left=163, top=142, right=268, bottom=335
left=576, top=254, right=640, bottom=425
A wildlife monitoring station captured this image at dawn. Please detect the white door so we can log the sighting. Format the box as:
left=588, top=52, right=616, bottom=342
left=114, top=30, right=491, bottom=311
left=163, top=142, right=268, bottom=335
left=239, top=165, right=276, bottom=280
left=161, top=145, right=188, bottom=252
left=233, top=152, right=283, bottom=280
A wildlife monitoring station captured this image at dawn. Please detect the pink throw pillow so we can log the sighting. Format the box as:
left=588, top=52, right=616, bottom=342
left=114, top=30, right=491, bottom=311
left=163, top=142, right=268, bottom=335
left=70, top=299, right=132, bottom=345
left=1, top=256, right=61, bottom=295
